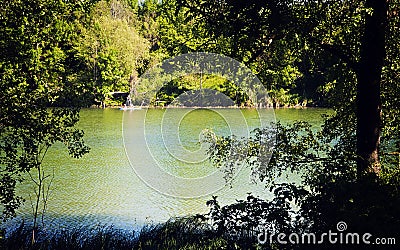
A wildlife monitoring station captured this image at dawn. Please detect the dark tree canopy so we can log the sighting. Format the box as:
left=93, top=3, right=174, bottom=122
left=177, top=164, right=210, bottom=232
left=180, top=0, right=400, bottom=175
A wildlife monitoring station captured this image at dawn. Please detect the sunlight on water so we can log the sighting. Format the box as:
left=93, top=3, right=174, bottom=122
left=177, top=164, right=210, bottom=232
left=10, top=108, right=331, bottom=231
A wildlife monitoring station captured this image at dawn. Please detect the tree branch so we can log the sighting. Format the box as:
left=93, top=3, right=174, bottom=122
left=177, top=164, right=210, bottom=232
left=319, top=43, right=359, bottom=73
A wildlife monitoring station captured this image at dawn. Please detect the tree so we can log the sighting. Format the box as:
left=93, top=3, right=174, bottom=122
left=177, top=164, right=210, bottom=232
left=0, top=0, right=92, bottom=240
left=181, top=0, right=399, bottom=175
left=353, top=0, right=386, bottom=174
left=76, top=0, right=150, bottom=106
left=136, top=0, right=261, bottom=106
left=204, top=121, right=400, bottom=243
left=193, top=0, right=400, bottom=243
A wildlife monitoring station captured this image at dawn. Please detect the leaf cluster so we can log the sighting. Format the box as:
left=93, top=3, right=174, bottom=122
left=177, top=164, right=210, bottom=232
left=0, top=0, right=93, bottom=220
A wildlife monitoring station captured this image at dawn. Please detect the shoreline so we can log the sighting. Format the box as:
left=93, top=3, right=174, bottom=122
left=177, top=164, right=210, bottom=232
left=93, top=105, right=330, bottom=109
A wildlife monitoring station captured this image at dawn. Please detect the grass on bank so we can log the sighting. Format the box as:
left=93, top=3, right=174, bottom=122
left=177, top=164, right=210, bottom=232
left=0, top=216, right=257, bottom=250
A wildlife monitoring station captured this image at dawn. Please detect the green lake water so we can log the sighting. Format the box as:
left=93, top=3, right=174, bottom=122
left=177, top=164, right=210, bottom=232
left=10, top=108, right=331, bottom=230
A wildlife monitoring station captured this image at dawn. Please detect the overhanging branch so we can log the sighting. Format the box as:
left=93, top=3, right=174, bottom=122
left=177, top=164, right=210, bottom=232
left=319, top=43, right=359, bottom=73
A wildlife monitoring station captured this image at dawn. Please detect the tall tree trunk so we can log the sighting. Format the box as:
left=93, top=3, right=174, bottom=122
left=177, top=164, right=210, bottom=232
left=356, top=0, right=388, bottom=175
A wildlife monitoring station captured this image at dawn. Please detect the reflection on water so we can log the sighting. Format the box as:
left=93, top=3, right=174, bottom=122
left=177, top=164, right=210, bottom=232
left=8, top=108, right=331, bottom=230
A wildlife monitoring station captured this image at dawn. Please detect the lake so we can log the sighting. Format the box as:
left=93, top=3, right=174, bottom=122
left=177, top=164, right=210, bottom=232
left=10, top=108, right=331, bottom=231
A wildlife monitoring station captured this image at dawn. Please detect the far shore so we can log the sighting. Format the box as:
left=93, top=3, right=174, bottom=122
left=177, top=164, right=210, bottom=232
left=91, top=104, right=328, bottom=109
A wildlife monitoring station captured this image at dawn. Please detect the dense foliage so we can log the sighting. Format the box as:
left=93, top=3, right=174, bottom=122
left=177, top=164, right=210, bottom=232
left=0, top=0, right=94, bottom=222
left=44, top=0, right=342, bottom=107
left=0, top=0, right=399, bottom=248
left=193, top=0, right=400, bottom=247
left=203, top=121, right=400, bottom=247
left=76, top=0, right=150, bottom=107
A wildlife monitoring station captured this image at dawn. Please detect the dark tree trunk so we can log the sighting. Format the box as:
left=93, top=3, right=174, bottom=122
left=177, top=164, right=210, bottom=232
left=356, top=0, right=388, bottom=175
